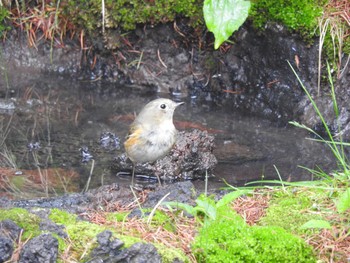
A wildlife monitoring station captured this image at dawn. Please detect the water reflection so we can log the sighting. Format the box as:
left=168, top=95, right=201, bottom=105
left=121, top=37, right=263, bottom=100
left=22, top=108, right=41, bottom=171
left=0, top=72, right=336, bottom=198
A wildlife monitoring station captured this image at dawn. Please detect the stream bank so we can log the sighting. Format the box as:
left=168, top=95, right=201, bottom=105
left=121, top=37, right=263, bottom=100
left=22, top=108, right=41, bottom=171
left=1, top=18, right=350, bottom=262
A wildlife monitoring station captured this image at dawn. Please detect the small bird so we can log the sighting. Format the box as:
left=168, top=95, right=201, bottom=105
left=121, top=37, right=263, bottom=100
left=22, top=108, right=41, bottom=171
left=124, top=98, right=184, bottom=185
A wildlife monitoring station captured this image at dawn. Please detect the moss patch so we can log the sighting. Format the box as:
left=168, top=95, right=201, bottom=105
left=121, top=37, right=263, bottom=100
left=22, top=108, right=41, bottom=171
left=192, top=206, right=315, bottom=262
left=49, top=208, right=188, bottom=262
left=258, top=189, right=326, bottom=234
left=250, top=0, right=324, bottom=38
left=63, top=0, right=203, bottom=33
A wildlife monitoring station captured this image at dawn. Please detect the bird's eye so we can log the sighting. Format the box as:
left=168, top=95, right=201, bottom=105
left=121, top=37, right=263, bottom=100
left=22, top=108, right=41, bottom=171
left=160, top=104, right=166, bottom=109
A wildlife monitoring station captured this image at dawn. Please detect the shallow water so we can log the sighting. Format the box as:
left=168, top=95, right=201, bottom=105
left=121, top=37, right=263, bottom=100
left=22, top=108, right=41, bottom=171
left=0, top=72, right=336, bottom=198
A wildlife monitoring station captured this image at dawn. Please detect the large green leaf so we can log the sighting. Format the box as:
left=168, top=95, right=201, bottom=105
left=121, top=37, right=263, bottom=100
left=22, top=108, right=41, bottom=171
left=203, top=0, right=250, bottom=49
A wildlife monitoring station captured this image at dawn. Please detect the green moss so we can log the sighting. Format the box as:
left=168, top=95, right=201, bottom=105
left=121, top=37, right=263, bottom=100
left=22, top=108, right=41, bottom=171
left=154, top=243, right=190, bottom=263
left=192, top=208, right=315, bottom=263
left=49, top=208, right=78, bottom=225
left=259, top=190, right=324, bottom=234
left=0, top=208, right=41, bottom=240
left=63, top=0, right=203, bottom=33
left=49, top=208, right=187, bottom=262
left=105, top=211, right=130, bottom=222
left=250, top=0, right=324, bottom=38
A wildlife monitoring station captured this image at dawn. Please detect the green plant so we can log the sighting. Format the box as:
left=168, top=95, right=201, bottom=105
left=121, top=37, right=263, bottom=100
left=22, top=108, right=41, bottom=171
left=288, top=61, right=350, bottom=179
left=0, top=7, right=10, bottom=37
left=250, top=0, right=323, bottom=37
left=288, top=61, right=350, bottom=214
left=203, top=0, right=250, bottom=49
left=192, top=207, right=316, bottom=262
left=164, top=190, right=249, bottom=224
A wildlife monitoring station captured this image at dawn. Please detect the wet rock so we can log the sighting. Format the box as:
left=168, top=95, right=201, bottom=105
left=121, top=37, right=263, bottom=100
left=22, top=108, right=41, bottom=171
left=129, top=181, right=196, bottom=218
left=2, top=31, right=82, bottom=76
left=89, top=230, right=124, bottom=260
left=143, top=181, right=196, bottom=208
left=12, top=193, right=90, bottom=214
left=0, top=220, right=21, bottom=261
left=88, top=236, right=162, bottom=263
left=84, top=184, right=134, bottom=211
left=0, top=219, right=22, bottom=241
left=19, top=233, right=58, bottom=263
left=113, top=129, right=217, bottom=181
left=214, top=140, right=265, bottom=164
left=11, top=183, right=134, bottom=215
left=0, top=236, right=13, bottom=262
left=108, top=243, right=161, bottom=263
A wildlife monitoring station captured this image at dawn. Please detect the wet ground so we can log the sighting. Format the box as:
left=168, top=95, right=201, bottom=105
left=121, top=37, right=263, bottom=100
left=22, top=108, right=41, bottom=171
left=0, top=72, right=336, bottom=199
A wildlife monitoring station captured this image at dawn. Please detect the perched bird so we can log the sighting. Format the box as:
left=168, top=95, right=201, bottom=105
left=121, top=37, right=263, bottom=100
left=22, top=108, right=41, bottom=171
left=124, top=98, right=184, bottom=185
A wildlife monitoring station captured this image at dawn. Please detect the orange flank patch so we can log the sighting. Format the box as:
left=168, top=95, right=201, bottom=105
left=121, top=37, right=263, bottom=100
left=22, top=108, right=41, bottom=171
left=124, top=128, right=142, bottom=151
left=0, top=167, right=80, bottom=199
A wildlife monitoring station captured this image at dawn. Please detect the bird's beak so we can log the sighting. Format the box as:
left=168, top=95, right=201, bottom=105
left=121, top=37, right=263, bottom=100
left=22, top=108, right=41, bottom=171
left=176, top=102, right=185, bottom=107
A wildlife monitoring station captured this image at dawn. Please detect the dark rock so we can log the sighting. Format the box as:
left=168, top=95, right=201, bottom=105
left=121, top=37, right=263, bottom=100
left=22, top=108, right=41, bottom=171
left=19, top=233, right=58, bottom=263
left=143, top=181, right=196, bottom=208
left=12, top=193, right=90, bottom=214
left=129, top=181, right=196, bottom=218
left=214, top=140, right=265, bottom=164
left=90, top=230, right=124, bottom=258
left=0, top=236, right=13, bottom=262
left=0, top=219, right=22, bottom=241
left=107, top=243, right=161, bottom=263
left=113, top=129, right=217, bottom=181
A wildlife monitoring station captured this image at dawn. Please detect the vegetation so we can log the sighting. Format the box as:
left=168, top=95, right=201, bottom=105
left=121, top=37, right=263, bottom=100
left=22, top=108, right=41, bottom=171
left=203, top=0, right=250, bottom=49
left=0, top=1, right=347, bottom=48
left=63, top=0, right=203, bottom=33
left=250, top=0, right=324, bottom=36
left=193, top=213, right=315, bottom=262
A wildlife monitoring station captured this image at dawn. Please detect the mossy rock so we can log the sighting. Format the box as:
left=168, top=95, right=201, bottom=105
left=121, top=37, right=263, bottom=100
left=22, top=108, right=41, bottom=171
left=0, top=208, right=188, bottom=262
left=63, top=0, right=203, bottom=33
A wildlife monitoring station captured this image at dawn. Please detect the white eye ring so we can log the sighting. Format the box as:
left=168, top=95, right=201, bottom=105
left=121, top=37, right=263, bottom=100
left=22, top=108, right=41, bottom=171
left=160, top=104, right=166, bottom=109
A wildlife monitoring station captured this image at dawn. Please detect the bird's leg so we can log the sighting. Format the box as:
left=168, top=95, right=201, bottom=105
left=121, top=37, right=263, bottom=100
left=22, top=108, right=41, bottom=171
left=156, top=174, right=162, bottom=186
left=131, top=164, right=135, bottom=185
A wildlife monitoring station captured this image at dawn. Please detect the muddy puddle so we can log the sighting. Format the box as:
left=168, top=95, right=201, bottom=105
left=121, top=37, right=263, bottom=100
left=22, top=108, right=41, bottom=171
left=0, top=72, right=336, bottom=199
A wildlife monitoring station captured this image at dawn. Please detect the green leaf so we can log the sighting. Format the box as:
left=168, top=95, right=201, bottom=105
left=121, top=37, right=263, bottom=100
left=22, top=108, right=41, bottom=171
left=203, top=0, right=250, bottom=49
left=163, top=201, right=196, bottom=216
left=196, top=199, right=217, bottom=220
left=216, top=190, right=248, bottom=208
left=336, top=188, right=350, bottom=213
left=300, top=219, right=331, bottom=229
